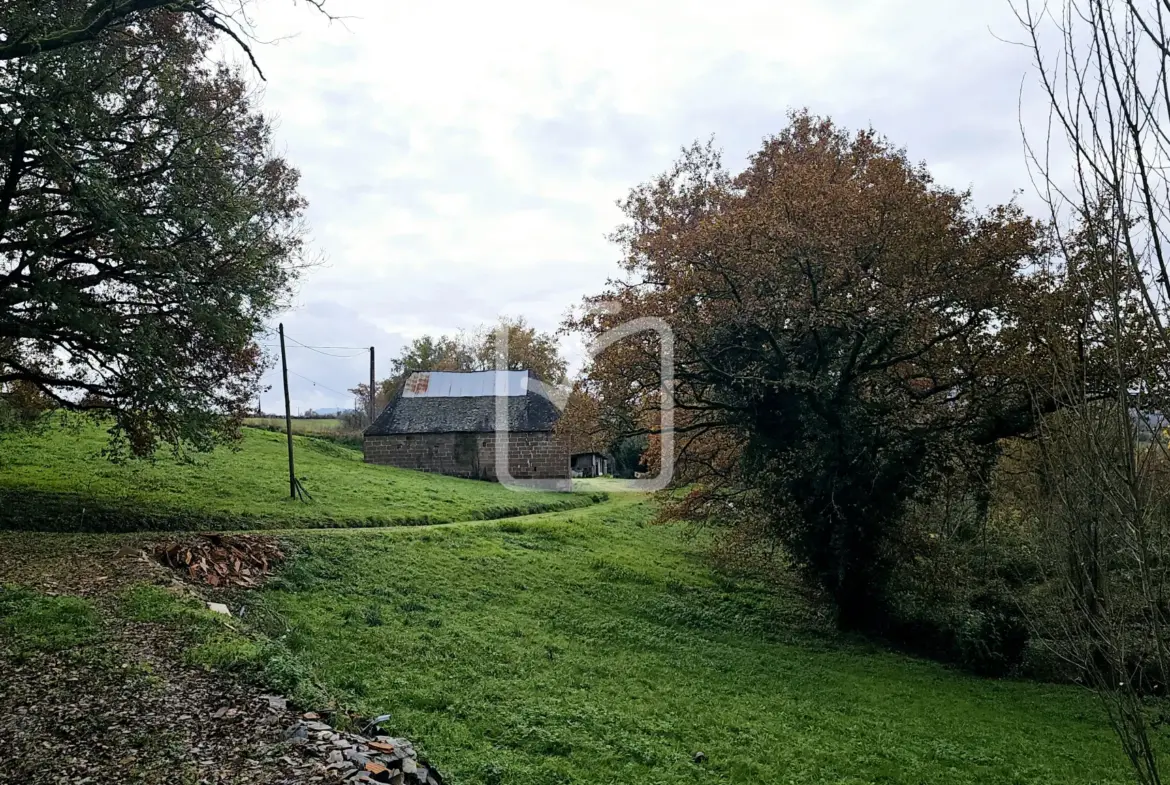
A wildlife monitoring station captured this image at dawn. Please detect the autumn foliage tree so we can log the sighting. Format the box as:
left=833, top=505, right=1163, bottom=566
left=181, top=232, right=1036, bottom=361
left=553, top=381, right=607, bottom=455
left=477, top=316, right=568, bottom=385
left=0, top=8, right=309, bottom=454
left=570, top=112, right=1095, bottom=631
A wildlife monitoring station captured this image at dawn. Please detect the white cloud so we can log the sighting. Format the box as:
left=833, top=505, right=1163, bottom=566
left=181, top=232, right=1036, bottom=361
left=230, top=0, right=1049, bottom=409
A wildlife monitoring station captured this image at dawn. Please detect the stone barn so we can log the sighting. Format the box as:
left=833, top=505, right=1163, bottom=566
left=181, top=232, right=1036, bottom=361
left=362, top=370, right=570, bottom=482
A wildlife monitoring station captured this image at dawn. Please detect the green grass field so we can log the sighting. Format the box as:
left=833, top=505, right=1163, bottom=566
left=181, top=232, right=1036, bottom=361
left=0, top=423, right=1148, bottom=783
left=245, top=417, right=344, bottom=433
left=0, top=421, right=597, bottom=532
left=258, top=496, right=1137, bottom=785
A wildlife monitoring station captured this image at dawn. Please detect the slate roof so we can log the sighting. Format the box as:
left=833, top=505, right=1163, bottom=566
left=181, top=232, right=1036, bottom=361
left=365, top=371, right=563, bottom=436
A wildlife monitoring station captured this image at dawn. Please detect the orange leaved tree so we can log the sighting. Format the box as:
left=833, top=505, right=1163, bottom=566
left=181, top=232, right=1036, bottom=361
left=569, top=111, right=1110, bottom=631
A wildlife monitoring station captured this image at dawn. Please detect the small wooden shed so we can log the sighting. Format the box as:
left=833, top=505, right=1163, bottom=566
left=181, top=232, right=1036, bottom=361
left=570, top=451, right=609, bottom=478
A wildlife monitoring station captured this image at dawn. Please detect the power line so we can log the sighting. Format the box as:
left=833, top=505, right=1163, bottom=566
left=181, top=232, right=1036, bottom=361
left=285, top=369, right=354, bottom=400
left=258, top=330, right=371, bottom=358
left=292, top=344, right=371, bottom=351
left=260, top=342, right=368, bottom=358
left=283, top=332, right=370, bottom=355
left=259, top=329, right=372, bottom=406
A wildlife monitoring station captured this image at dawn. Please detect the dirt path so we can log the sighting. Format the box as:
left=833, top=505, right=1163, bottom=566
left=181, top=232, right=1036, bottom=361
left=0, top=537, right=333, bottom=785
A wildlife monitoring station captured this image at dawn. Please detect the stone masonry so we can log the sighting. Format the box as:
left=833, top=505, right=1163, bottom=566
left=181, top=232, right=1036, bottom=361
left=363, top=431, right=570, bottom=482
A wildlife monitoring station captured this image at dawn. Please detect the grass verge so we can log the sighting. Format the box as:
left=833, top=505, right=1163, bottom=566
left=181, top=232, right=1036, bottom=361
left=252, top=495, right=1137, bottom=785
left=120, top=584, right=325, bottom=707
left=0, top=420, right=600, bottom=532
left=0, top=585, right=101, bottom=656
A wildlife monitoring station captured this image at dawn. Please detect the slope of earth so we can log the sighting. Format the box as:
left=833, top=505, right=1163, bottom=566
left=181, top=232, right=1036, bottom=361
left=259, top=495, right=1137, bottom=785
left=0, top=421, right=597, bottom=532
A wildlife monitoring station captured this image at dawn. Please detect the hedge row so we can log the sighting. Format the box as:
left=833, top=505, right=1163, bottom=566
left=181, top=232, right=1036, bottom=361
left=0, top=488, right=606, bottom=534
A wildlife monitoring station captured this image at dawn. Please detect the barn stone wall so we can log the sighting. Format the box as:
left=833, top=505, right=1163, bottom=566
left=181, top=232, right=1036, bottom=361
left=363, top=431, right=570, bottom=482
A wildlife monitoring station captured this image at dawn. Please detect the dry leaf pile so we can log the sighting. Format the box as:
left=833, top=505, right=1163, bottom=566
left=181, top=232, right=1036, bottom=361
left=154, top=533, right=285, bottom=588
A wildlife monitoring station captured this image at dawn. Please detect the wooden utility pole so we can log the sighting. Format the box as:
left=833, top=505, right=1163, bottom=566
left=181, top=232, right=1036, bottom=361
left=369, top=346, right=376, bottom=425
left=279, top=323, right=296, bottom=499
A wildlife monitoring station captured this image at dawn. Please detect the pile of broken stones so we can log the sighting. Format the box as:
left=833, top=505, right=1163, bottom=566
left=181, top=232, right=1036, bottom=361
left=285, top=716, right=444, bottom=785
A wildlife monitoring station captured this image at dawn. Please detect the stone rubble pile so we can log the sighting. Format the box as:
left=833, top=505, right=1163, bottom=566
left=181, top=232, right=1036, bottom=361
left=284, top=717, right=444, bottom=785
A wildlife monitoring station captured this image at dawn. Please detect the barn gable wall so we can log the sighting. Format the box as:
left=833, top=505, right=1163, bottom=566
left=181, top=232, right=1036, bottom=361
left=363, top=431, right=570, bottom=481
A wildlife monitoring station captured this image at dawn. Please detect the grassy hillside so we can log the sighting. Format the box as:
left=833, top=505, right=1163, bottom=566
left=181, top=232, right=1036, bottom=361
left=244, top=417, right=344, bottom=433
left=0, top=421, right=597, bottom=532
left=259, top=496, right=1137, bottom=785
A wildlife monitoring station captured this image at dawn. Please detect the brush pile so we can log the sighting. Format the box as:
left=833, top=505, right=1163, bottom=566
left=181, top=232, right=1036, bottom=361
left=154, top=534, right=284, bottom=588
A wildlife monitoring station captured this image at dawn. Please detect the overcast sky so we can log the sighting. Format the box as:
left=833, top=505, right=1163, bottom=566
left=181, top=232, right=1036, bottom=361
left=238, top=0, right=1048, bottom=414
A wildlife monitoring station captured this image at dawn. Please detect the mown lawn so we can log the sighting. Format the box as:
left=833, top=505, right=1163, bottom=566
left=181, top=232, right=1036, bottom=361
left=0, top=421, right=596, bottom=531
left=261, top=496, right=1137, bottom=785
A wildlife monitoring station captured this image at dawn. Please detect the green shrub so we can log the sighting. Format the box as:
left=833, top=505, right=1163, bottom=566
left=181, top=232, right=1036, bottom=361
left=882, top=496, right=1036, bottom=678
left=884, top=588, right=1030, bottom=678
left=305, top=432, right=364, bottom=451
left=952, top=589, right=1030, bottom=677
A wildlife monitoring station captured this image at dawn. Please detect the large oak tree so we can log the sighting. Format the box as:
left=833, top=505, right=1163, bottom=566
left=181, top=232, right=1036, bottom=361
left=569, top=112, right=1114, bottom=630
left=0, top=7, right=309, bottom=454
left=0, top=0, right=332, bottom=75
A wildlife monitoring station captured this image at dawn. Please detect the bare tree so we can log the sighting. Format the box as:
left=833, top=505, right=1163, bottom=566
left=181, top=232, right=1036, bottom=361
left=1013, top=2, right=1170, bottom=781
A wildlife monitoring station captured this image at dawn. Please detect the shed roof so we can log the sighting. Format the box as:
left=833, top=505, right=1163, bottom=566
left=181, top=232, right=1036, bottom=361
left=365, top=370, right=562, bottom=435
left=402, top=370, right=529, bottom=398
